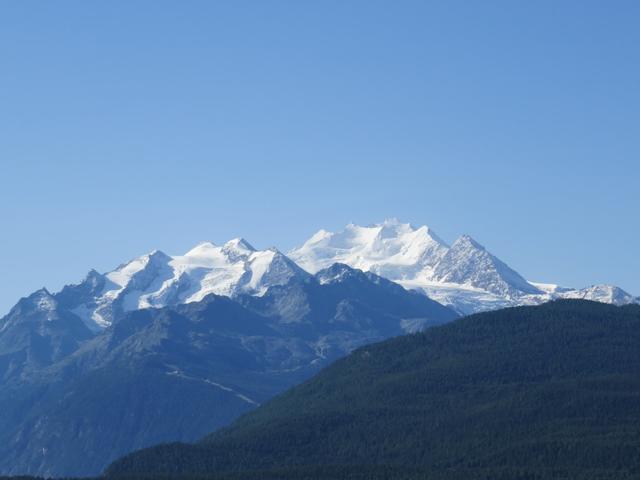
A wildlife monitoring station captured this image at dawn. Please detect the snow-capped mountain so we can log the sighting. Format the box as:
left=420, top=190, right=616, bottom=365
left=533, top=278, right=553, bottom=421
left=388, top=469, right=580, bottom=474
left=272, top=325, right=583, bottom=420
left=56, top=239, right=310, bottom=331
left=430, top=234, right=542, bottom=297
left=6, top=219, right=638, bottom=327
left=532, top=282, right=638, bottom=305
left=0, top=264, right=457, bottom=477
left=289, top=219, right=638, bottom=314
left=291, top=219, right=449, bottom=280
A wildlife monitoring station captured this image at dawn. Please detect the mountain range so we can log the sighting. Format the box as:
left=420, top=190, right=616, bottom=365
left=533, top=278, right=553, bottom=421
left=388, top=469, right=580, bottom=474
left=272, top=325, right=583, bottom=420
left=55, top=238, right=308, bottom=331
left=290, top=219, right=638, bottom=313
left=18, top=219, right=637, bottom=334
left=0, top=219, right=637, bottom=476
left=0, top=263, right=455, bottom=476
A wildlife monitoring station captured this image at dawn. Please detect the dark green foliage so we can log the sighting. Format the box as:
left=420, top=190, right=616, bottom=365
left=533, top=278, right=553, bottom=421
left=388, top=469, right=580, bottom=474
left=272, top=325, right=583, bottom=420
left=107, top=300, right=640, bottom=480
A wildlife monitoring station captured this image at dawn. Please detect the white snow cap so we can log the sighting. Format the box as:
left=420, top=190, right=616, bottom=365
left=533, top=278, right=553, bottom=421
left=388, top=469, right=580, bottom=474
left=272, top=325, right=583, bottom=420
left=288, top=219, right=449, bottom=280
left=38, top=219, right=639, bottom=329
left=290, top=220, right=638, bottom=315
left=67, top=237, right=307, bottom=330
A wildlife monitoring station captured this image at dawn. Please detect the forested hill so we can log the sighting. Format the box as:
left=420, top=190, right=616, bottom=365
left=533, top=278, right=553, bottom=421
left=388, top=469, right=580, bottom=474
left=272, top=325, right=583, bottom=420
left=106, top=300, right=640, bottom=480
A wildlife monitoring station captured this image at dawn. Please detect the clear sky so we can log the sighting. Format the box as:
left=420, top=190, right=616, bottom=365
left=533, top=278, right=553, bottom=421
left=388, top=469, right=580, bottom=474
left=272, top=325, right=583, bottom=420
left=1, top=1, right=639, bottom=314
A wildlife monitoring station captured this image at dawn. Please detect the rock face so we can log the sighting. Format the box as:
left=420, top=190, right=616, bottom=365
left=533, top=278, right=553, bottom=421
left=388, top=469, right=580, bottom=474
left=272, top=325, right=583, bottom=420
left=0, top=288, right=94, bottom=382
left=430, top=235, right=541, bottom=297
left=0, top=264, right=457, bottom=477
left=290, top=219, right=638, bottom=314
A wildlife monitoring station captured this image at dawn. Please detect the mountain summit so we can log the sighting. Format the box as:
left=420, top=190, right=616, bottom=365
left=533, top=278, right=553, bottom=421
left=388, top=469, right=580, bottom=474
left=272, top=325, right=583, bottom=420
left=431, top=234, right=542, bottom=297
left=55, top=240, right=309, bottom=331
left=289, top=218, right=449, bottom=280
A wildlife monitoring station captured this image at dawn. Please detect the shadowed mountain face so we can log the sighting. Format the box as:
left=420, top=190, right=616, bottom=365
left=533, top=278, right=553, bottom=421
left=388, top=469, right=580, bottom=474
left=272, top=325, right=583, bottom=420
left=0, top=288, right=94, bottom=381
left=107, top=301, right=640, bottom=480
left=0, top=264, right=457, bottom=477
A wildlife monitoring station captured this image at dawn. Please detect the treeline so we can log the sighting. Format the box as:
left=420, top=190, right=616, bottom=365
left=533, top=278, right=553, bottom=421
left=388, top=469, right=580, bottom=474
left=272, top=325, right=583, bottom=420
left=5, top=466, right=640, bottom=480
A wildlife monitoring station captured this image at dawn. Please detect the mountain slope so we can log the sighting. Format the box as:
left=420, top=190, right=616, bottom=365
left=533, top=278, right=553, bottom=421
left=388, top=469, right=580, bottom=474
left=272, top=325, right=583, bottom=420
left=0, top=265, right=457, bottom=477
left=0, top=288, right=94, bottom=382
left=108, top=300, right=640, bottom=480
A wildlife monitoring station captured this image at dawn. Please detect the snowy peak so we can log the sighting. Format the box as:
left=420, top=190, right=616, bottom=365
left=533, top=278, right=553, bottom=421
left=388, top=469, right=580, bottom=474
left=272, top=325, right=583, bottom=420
left=291, top=221, right=568, bottom=314
left=31, top=288, right=57, bottom=312
left=223, top=238, right=256, bottom=254
left=184, top=241, right=218, bottom=258
left=315, top=263, right=365, bottom=285
left=46, top=239, right=310, bottom=331
left=169, top=242, right=307, bottom=302
left=289, top=219, right=449, bottom=280
left=454, top=234, right=482, bottom=250
left=106, top=250, right=172, bottom=291
left=289, top=219, right=540, bottom=297
left=291, top=221, right=639, bottom=314
left=374, top=218, right=416, bottom=239
left=560, top=284, right=638, bottom=305
left=82, top=269, right=104, bottom=288
left=30, top=287, right=53, bottom=302
left=432, top=235, right=541, bottom=298
left=241, top=247, right=310, bottom=296
left=0, top=288, right=61, bottom=334
left=183, top=239, right=255, bottom=263
left=290, top=222, right=547, bottom=307
left=12, top=288, right=57, bottom=317
left=6, top=219, right=637, bottom=330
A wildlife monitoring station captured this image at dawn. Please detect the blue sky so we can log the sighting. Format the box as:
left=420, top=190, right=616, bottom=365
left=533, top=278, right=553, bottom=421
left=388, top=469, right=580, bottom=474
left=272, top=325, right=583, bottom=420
left=1, top=1, right=639, bottom=314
